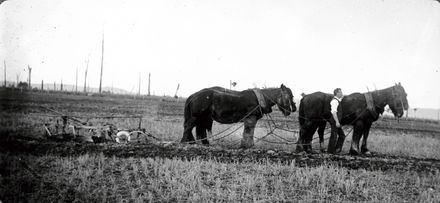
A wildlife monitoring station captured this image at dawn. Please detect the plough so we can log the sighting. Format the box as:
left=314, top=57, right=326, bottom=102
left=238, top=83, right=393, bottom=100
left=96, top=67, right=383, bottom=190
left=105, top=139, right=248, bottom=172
left=41, top=106, right=158, bottom=143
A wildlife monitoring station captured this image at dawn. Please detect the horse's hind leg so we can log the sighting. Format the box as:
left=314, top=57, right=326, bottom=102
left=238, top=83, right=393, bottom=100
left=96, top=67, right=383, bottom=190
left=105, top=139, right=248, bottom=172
left=181, top=117, right=196, bottom=144
left=205, top=119, right=214, bottom=145
left=305, top=124, right=318, bottom=153
left=296, top=121, right=313, bottom=153
left=296, top=126, right=307, bottom=152
left=317, top=121, right=326, bottom=153
left=196, top=125, right=208, bottom=145
left=195, top=118, right=213, bottom=145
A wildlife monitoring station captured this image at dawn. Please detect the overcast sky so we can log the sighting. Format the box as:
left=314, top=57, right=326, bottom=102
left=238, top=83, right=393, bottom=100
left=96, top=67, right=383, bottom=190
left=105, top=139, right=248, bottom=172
left=1, top=0, right=439, bottom=108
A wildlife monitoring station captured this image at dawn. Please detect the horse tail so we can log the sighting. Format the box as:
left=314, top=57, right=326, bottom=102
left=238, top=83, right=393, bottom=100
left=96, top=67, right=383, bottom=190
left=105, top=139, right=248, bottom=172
left=298, top=97, right=306, bottom=126
left=183, top=95, right=193, bottom=123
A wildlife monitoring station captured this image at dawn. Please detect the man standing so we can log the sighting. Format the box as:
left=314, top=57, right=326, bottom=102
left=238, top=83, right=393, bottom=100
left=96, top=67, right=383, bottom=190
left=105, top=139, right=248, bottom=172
left=328, top=88, right=346, bottom=154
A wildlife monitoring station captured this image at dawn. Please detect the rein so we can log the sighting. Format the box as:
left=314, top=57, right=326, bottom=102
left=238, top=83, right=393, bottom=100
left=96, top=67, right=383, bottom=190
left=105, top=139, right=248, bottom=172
left=177, top=105, right=261, bottom=144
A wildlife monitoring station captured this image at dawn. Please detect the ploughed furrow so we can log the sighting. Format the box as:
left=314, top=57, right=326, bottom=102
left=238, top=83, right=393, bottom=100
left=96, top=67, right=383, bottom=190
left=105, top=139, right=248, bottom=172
left=1, top=138, right=439, bottom=174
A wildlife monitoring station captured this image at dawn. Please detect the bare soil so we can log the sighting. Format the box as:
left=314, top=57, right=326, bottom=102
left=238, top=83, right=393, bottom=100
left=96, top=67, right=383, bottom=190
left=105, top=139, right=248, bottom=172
left=2, top=136, right=439, bottom=174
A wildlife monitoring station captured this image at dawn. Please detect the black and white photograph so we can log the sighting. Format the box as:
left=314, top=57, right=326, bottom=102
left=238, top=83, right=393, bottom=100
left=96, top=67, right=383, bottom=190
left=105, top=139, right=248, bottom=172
left=1, top=0, right=439, bottom=201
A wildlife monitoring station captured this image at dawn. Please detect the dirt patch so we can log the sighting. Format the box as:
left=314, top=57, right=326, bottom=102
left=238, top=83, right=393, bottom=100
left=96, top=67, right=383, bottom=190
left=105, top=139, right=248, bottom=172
left=1, top=137, right=439, bottom=174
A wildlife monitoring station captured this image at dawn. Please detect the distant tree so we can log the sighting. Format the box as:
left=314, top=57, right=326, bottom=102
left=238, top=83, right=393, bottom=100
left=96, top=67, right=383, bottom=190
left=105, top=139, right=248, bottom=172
left=17, top=82, right=28, bottom=89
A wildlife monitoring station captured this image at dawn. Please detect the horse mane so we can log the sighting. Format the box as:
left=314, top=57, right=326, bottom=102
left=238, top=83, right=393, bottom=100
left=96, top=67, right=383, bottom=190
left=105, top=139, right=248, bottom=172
left=209, top=86, right=242, bottom=97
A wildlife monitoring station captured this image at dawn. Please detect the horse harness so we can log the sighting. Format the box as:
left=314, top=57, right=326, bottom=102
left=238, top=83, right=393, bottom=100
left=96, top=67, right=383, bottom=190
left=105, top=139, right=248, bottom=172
left=252, top=88, right=267, bottom=108
left=364, top=86, right=404, bottom=118
left=252, top=88, right=267, bottom=115
left=364, top=92, right=378, bottom=118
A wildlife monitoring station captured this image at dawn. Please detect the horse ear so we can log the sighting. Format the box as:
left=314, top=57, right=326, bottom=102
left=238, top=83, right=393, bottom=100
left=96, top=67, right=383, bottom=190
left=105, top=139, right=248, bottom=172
left=281, top=84, right=286, bottom=89
left=398, top=82, right=401, bottom=86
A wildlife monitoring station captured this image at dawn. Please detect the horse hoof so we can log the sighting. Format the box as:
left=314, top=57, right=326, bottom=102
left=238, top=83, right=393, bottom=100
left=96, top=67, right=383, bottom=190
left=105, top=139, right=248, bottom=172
left=335, top=148, right=343, bottom=154
left=349, top=149, right=360, bottom=155
left=295, top=147, right=304, bottom=153
left=307, top=150, right=318, bottom=154
left=361, top=148, right=370, bottom=155
left=363, top=151, right=371, bottom=155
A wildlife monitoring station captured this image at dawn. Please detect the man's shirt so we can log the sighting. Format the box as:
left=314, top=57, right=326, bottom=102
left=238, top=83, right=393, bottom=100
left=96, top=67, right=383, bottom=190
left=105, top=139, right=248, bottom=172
left=331, top=96, right=342, bottom=114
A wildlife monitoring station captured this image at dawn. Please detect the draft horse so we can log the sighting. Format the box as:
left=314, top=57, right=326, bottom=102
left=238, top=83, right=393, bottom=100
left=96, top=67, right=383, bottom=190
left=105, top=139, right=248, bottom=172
left=296, top=83, right=408, bottom=155
left=180, top=84, right=296, bottom=148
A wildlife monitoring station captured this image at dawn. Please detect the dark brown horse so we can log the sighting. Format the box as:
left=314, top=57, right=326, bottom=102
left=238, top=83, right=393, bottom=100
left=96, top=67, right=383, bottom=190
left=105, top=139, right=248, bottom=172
left=296, top=83, right=408, bottom=155
left=180, top=84, right=296, bottom=148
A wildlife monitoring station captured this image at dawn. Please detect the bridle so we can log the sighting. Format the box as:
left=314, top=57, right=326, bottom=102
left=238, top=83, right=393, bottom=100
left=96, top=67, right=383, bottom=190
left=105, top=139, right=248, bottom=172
left=261, top=88, right=295, bottom=114
left=279, top=88, right=295, bottom=114
left=368, top=85, right=405, bottom=120
left=389, top=85, right=407, bottom=122
left=391, top=86, right=405, bottom=114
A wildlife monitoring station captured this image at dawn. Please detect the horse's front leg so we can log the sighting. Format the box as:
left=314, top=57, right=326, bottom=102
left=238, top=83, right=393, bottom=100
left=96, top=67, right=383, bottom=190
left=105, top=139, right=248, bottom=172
left=349, top=121, right=363, bottom=155
left=240, top=115, right=257, bottom=149
left=361, top=122, right=372, bottom=155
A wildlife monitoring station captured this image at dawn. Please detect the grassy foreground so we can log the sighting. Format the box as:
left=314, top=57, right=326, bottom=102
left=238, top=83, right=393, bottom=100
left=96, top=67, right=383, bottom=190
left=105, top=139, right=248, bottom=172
left=1, top=153, right=439, bottom=202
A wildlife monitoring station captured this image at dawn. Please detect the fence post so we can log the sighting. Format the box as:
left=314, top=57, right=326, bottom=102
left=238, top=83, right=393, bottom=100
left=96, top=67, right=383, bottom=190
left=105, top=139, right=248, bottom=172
left=138, top=116, right=142, bottom=129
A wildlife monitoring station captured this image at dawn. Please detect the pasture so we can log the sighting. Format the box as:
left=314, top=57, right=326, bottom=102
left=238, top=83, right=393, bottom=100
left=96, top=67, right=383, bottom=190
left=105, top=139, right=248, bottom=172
left=1, top=88, right=440, bottom=202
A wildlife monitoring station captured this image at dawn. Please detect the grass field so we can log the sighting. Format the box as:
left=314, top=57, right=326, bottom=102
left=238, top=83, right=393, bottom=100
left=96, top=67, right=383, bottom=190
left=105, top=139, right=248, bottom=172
left=1, top=88, right=440, bottom=202
left=2, top=154, right=439, bottom=202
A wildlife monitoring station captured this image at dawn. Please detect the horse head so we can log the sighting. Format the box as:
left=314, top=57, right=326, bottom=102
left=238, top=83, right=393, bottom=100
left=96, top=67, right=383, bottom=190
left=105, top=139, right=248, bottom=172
left=277, top=84, right=297, bottom=116
left=387, top=82, right=409, bottom=118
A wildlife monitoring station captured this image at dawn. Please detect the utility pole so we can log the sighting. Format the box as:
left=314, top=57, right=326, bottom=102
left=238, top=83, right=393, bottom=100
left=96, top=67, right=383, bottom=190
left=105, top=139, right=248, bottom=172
left=138, top=73, right=141, bottom=96
left=437, top=109, right=439, bottom=123
left=41, top=80, right=43, bottom=90
left=75, top=67, right=78, bottom=93
left=174, top=83, right=180, bottom=98
left=98, top=32, right=104, bottom=94
left=3, top=60, right=6, bottom=87
left=84, top=58, right=89, bottom=93
left=60, top=80, right=63, bottom=91
left=16, top=74, right=19, bottom=87
left=27, top=65, right=32, bottom=89
left=438, top=97, right=440, bottom=123
left=148, top=72, right=151, bottom=96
